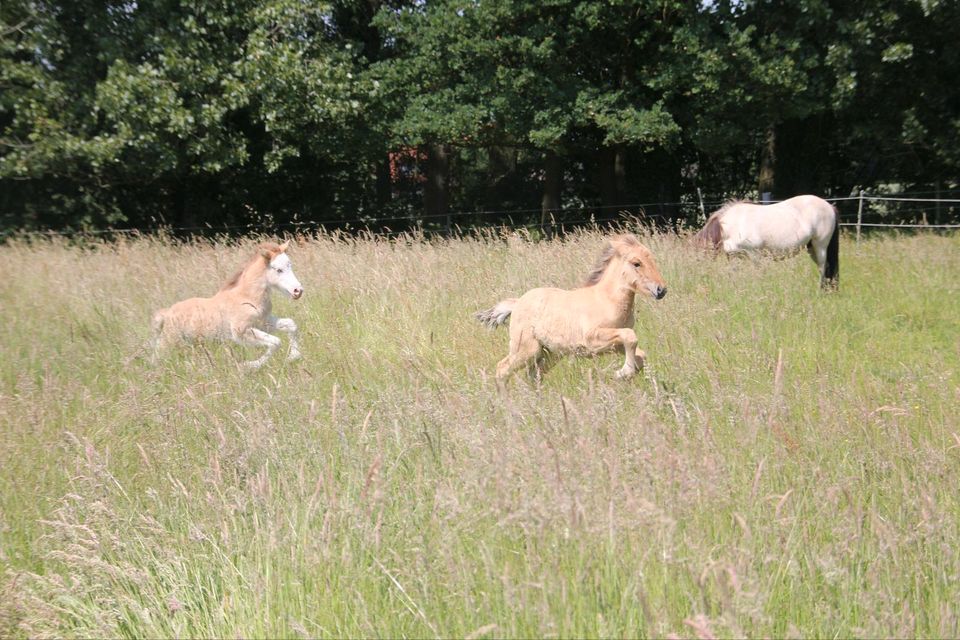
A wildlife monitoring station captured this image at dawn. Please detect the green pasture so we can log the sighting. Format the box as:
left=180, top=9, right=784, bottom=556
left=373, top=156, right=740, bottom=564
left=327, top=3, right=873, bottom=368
left=1, top=230, right=958, bottom=637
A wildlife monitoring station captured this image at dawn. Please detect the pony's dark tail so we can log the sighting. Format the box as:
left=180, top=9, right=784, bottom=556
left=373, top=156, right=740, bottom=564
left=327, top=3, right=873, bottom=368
left=821, top=206, right=840, bottom=290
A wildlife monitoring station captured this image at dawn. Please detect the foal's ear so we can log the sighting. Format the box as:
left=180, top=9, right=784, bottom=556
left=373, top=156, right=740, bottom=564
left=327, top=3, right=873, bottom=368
left=278, top=240, right=290, bottom=252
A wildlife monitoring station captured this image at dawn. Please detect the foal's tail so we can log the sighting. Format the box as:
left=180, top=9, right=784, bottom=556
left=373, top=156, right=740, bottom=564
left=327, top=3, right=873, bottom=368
left=822, top=205, right=840, bottom=290
left=475, top=298, right=517, bottom=329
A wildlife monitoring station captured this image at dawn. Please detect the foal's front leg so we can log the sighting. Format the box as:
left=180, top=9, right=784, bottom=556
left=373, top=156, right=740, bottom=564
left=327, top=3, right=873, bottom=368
left=267, top=315, right=302, bottom=361
left=238, top=327, right=282, bottom=369
left=585, top=327, right=641, bottom=379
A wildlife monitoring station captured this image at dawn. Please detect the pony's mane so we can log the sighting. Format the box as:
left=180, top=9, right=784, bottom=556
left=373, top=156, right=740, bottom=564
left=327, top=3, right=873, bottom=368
left=582, top=234, right=640, bottom=287
left=715, top=199, right=747, bottom=215
left=220, top=270, right=243, bottom=292
left=219, top=242, right=285, bottom=292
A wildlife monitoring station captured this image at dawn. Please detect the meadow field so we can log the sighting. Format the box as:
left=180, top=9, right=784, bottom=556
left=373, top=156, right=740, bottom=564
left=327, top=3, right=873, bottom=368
left=1, top=228, right=959, bottom=638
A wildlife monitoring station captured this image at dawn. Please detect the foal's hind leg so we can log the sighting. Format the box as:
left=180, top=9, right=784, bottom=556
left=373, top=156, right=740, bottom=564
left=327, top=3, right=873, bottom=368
left=267, top=315, right=302, bottom=361
left=495, top=329, right=541, bottom=388
left=238, top=327, right=282, bottom=369
left=150, top=311, right=169, bottom=364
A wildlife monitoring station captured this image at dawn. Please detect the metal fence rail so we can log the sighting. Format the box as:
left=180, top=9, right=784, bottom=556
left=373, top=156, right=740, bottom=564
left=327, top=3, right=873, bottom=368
left=828, top=190, right=960, bottom=240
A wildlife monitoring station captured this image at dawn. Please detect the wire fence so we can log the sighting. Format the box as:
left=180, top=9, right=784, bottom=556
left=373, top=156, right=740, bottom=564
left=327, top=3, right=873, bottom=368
left=830, top=191, right=960, bottom=240
left=6, top=190, right=960, bottom=240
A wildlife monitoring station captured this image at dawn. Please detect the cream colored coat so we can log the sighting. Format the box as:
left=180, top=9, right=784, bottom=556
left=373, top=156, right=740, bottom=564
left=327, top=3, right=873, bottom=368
left=476, top=235, right=667, bottom=385
left=153, top=241, right=304, bottom=369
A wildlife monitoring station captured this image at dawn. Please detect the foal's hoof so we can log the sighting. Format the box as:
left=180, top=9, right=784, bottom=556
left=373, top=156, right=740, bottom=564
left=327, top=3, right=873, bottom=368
left=287, top=351, right=303, bottom=362
left=615, top=366, right=638, bottom=380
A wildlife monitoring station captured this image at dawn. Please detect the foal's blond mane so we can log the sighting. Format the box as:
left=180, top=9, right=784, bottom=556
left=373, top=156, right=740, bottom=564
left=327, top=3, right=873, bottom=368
left=582, top=234, right=641, bottom=287
left=219, top=242, right=286, bottom=292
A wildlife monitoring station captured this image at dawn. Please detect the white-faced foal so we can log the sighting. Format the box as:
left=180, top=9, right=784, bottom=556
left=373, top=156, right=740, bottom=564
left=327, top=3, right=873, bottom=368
left=152, top=241, right=304, bottom=369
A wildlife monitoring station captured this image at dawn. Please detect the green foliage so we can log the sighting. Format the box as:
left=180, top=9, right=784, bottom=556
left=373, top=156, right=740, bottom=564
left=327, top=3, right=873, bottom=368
left=240, top=0, right=371, bottom=170
left=1, top=0, right=959, bottom=231
left=373, top=0, right=686, bottom=154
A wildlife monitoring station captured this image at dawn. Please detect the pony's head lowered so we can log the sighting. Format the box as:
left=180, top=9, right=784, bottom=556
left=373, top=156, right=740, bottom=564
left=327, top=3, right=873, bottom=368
left=584, top=234, right=667, bottom=300
left=692, top=213, right=722, bottom=249
left=694, top=200, right=753, bottom=249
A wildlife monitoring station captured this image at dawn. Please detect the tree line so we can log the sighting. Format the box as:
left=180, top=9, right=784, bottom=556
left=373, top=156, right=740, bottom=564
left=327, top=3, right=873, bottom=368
left=2, top=0, right=958, bottom=234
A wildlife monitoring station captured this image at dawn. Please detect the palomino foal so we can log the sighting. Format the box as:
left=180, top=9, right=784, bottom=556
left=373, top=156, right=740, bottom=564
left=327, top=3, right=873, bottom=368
left=476, top=234, right=667, bottom=386
left=153, top=241, right=304, bottom=369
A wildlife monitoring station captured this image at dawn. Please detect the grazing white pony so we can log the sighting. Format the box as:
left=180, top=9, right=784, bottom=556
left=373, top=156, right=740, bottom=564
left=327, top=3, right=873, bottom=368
left=476, top=234, right=667, bottom=386
left=694, top=195, right=839, bottom=289
left=153, top=241, right=304, bottom=369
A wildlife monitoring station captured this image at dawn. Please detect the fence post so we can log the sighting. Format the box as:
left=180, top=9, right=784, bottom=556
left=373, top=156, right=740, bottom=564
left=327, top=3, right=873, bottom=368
left=856, top=189, right=864, bottom=242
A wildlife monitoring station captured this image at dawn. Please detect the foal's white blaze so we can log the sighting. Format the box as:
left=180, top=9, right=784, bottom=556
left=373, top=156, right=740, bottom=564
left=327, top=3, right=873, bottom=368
left=268, top=253, right=303, bottom=299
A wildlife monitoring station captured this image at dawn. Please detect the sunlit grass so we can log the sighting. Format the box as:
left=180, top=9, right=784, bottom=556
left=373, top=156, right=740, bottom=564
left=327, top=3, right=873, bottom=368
left=1, top=229, right=959, bottom=637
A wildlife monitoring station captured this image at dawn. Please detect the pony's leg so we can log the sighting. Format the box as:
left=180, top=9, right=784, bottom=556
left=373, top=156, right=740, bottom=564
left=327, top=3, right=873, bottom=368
left=527, top=351, right=559, bottom=385
left=495, top=331, right=541, bottom=388
left=525, top=358, right=541, bottom=384
left=149, top=332, right=162, bottom=364
left=585, top=327, right=640, bottom=379
left=150, top=311, right=168, bottom=364
left=810, top=233, right=840, bottom=290
left=150, top=334, right=172, bottom=365
left=634, top=348, right=647, bottom=371
left=267, top=315, right=302, bottom=361
left=808, top=240, right=828, bottom=281
left=238, top=327, right=282, bottom=369
left=808, top=241, right=825, bottom=270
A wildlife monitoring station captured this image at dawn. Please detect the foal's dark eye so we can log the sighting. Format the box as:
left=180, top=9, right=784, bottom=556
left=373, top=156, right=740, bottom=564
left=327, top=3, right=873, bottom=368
left=632, top=261, right=643, bottom=268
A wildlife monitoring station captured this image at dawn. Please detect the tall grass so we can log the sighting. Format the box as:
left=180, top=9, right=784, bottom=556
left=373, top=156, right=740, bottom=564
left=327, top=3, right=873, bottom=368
left=1, top=229, right=958, bottom=638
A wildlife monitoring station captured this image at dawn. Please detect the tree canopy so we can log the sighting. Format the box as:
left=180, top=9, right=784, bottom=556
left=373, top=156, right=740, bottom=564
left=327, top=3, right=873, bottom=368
left=1, top=0, right=957, bottom=233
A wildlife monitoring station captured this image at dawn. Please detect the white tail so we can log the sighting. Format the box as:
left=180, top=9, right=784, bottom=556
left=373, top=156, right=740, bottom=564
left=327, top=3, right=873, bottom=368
left=474, top=298, right=517, bottom=329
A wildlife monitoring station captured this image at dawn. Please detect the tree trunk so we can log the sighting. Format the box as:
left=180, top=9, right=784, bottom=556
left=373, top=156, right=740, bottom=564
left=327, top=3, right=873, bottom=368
left=541, top=151, right=562, bottom=236
left=485, top=146, right=517, bottom=220
left=758, top=124, right=776, bottom=202
left=424, top=143, right=451, bottom=232
left=174, top=179, right=196, bottom=231
left=599, top=145, right=627, bottom=212
left=375, top=155, right=392, bottom=207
